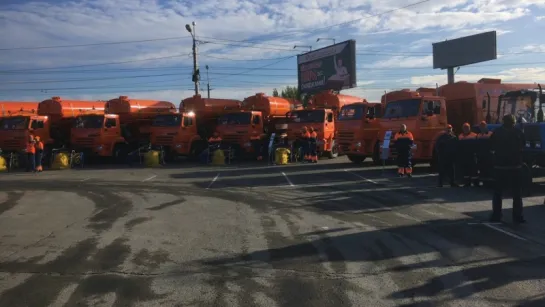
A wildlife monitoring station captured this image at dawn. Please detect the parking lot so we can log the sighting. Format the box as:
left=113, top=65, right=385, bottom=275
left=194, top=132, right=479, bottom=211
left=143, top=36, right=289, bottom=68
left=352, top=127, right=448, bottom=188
left=1, top=158, right=545, bottom=307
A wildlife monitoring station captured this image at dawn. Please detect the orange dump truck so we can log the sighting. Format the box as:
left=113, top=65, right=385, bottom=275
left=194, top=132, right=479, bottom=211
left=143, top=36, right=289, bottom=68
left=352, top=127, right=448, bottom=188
left=337, top=101, right=385, bottom=164
left=286, top=90, right=363, bottom=158
left=376, top=79, right=537, bottom=167
left=216, top=93, right=297, bottom=155
left=71, top=96, right=176, bottom=160
left=0, top=102, right=40, bottom=152
left=150, top=94, right=242, bottom=158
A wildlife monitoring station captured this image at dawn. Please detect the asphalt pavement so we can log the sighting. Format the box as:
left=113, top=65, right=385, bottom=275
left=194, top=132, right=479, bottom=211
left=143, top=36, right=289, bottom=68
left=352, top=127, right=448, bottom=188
left=1, top=158, right=545, bottom=307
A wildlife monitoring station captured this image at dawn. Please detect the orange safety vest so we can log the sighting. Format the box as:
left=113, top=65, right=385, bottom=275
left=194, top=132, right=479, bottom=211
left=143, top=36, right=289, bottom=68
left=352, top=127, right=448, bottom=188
left=26, top=142, right=36, bottom=154
left=302, top=131, right=310, bottom=139
left=459, top=132, right=477, bottom=140
left=477, top=131, right=492, bottom=139
left=394, top=131, right=414, bottom=141
left=310, top=131, right=317, bottom=139
left=36, top=141, right=44, bottom=151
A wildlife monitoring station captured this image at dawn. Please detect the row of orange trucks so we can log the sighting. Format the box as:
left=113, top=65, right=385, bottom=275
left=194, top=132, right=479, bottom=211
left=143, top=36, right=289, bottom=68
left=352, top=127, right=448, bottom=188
left=1, top=78, right=542, bottom=170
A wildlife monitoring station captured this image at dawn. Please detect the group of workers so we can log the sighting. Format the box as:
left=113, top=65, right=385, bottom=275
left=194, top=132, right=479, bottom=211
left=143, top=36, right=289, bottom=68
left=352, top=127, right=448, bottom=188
left=25, top=134, right=44, bottom=172
left=396, top=115, right=526, bottom=223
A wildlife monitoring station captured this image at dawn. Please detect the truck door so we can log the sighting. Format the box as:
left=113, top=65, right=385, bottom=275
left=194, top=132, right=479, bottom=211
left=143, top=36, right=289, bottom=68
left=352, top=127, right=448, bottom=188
left=30, top=118, right=48, bottom=144
left=180, top=115, right=195, bottom=154
left=103, top=117, right=119, bottom=152
left=251, top=114, right=262, bottom=140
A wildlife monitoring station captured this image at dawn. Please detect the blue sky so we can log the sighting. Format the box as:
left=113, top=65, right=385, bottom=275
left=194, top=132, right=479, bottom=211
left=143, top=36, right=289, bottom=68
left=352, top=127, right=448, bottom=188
left=0, top=0, right=544, bottom=103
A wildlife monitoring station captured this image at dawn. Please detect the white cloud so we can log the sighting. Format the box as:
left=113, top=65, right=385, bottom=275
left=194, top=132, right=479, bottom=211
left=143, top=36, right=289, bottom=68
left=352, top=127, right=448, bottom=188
left=536, top=16, right=545, bottom=21
left=410, top=67, right=545, bottom=86
left=369, top=56, right=433, bottom=69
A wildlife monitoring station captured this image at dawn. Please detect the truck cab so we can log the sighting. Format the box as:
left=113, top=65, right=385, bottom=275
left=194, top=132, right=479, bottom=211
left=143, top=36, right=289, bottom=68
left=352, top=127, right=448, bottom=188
left=150, top=111, right=205, bottom=157
left=286, top=107, right=338, bottom=158
left=71, top=113, right=124, bottom=157
left=216, top=110, right=264, bottom=154
left=0, top=109, right=50, bottom=153
left=337, top=102, right=384, bottom=163
left=376, top=88, right=447, bottom=165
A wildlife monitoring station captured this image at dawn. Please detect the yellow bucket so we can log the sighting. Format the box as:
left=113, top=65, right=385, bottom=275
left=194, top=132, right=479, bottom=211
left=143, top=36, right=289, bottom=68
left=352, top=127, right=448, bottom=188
left=212, top=149, right=225, bottom=165
left=0, top=156, right=6, bottom=172
left=144, top=150, right=161, bottom=167
left=275, top=148, right=290, bottom=165
left=51, top=153, right=70, bottom=170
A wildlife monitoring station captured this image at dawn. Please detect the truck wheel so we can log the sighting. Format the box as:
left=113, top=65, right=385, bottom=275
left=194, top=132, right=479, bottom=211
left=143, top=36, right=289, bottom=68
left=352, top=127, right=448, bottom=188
left=347, top=155, right=366, bottom=164
left=327, top=141, right=339, bottom=159
left=372, top=143, right=381, bottom=165
left=189, top=141, right=206, bottom=161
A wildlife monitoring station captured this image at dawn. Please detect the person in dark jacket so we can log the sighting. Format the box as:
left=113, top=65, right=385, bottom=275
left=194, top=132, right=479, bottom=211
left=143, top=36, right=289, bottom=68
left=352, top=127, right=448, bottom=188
left=435, top=124, right=458, bottom=187
left=489, top=114, right=526, bottom=223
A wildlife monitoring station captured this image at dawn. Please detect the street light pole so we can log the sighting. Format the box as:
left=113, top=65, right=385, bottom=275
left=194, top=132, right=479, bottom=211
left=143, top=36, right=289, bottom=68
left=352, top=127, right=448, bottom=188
left=206, top=65, right=210, bottom=99
left=186, top=21, right=199, bottom=96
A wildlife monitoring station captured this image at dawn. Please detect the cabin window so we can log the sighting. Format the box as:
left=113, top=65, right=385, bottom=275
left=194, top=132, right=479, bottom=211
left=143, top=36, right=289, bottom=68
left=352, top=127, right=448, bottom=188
left=105, top=118, right=117, bottom=128
left=423, top=100, right=442, bottom=115
left=252, top=115, right=261, bottom=125
left=183, top=116, right=194, bottom=127
left=327, top=113, right=334, bottom=122
left=31, top=120, right=44, bottom=129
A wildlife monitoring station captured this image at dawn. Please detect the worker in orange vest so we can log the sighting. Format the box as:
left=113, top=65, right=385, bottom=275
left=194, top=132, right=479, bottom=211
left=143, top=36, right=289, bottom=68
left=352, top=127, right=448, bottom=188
left=25, top=135, right=36, bottom=172
left=300, top=127, right=310, bottom=162
left=394, top=124, right=414, bottom=177
left=308, top=127, right=318, bottom=163
left=458, top=123, right=478, bottom=187
left=34, top=136, right=44, bottom=172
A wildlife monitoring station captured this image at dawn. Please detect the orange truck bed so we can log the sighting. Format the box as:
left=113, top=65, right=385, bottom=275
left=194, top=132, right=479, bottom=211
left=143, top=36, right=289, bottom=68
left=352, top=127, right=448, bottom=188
left=181, top=94, right=241, bottom=119
left=0, top=102, right=39, bottom=116
left=312, top=90, right=363, bottom=111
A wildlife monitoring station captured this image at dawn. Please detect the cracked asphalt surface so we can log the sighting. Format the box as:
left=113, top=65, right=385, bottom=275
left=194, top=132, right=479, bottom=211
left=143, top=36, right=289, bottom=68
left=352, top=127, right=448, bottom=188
left=1, top=158, right=545, bottom=307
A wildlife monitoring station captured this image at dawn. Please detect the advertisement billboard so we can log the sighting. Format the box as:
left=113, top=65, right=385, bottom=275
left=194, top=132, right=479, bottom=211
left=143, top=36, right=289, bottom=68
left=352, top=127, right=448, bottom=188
left=297, top=40, right=357, bottom=94
left=433, top=31, right=497, bottom=69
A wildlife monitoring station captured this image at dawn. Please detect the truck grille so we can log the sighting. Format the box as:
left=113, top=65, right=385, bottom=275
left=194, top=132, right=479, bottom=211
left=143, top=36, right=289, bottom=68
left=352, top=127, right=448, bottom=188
left=73, top=137, right=94, bottom=147
left=2, top=139, right=25, bottom=151
left=154, top=136, right=173, bottom=145
left=222, top=134, right=242, bottom=144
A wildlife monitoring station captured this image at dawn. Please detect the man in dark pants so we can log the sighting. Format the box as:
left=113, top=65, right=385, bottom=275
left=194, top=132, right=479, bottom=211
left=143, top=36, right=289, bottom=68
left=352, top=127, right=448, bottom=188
left=394, top=124, right=414, bottom=177
left=436, top=124, right=458, bottom=187
left=489, top=114, right=526, bottom=224
left=25, top=135, right=36, bottom=172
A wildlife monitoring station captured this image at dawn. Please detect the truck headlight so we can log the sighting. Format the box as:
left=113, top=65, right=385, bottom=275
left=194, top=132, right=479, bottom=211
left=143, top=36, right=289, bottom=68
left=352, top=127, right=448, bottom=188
left=526, top=141, right=531, bottom=148
left=536, top=142, right=541, bottom=149
left=355, top=142, right=362, bottom=147
left=175, top=144, right=182, bottom=148
left=96, top=146, right=103, bottom=151
left=244, top=142, right=252, bottom=147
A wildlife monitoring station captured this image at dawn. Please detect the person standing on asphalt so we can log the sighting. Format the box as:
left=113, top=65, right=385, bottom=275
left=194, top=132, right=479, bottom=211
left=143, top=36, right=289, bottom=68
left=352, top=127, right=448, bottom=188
left=394, top=124, right=414, bottom=177
left=458, top=123, right=478, bottom=187
left=489, top=114, right=526, bottom=223
left=300, top=127, right=310, bottom=163
left=435, top=124, right=458, bottom=187
left=308, top=127, right=318, bottom=163
left=34, top=136, right=44, bottom=172
left=25, top=135, right=36, bottom=172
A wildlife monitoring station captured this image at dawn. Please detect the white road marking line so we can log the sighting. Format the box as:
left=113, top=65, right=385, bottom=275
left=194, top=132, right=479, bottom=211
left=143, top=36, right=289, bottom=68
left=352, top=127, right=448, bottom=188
left=142, top=175, right=157, bottom=182
left=281, top=172, right=295, bottom=187
left=80, top=177, right=91, bottom=182
left=482, top=223, right=528, bottom=241
left=206, top=173, right=220, bottom=189
left=344, top=169, right=378, bottom=184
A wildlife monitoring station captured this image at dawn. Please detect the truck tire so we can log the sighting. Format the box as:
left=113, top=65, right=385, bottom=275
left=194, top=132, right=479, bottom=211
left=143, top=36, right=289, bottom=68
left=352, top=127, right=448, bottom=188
left=347, top=155, right=365, bottom=164
left=113, top=143, right=128, bottom=164
left=327, top=140, right=339, bottom=159
left=189, top=140, right=206, bottom=161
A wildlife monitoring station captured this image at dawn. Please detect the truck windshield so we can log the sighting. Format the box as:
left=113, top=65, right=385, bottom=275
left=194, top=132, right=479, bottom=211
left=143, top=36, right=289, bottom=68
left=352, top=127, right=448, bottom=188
left=218, top=113, right=252, bottom=125
left=383, top=99, right=421, bottom=119
left=73, top=115, right=104, bottom=129
left=152, top=114, right=182, bottom=127
left=291, top=110, right=325, bottom=123
left=499, top=95, right=536, bottom=123
left=0, top=116, right=29, bottom=130
left=338, top=105, right=365, bottom=121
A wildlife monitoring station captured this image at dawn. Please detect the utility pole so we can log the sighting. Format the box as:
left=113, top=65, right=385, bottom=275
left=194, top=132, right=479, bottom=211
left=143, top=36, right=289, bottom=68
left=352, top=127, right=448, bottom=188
left=185, top=21, right=199, bottom=95
left=205, top=65, right=211, bottom=98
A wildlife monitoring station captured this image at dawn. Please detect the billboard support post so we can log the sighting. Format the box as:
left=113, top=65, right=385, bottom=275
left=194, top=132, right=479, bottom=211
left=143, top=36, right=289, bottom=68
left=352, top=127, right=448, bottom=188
left=447, top=67, right=455, bottom=84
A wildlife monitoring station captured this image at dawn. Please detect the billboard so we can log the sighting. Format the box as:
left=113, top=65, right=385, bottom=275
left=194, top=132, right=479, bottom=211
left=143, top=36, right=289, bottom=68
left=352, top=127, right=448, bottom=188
left=297, top=40, right=357, bottom=94
left=432, top=31, right=497, bottom=69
